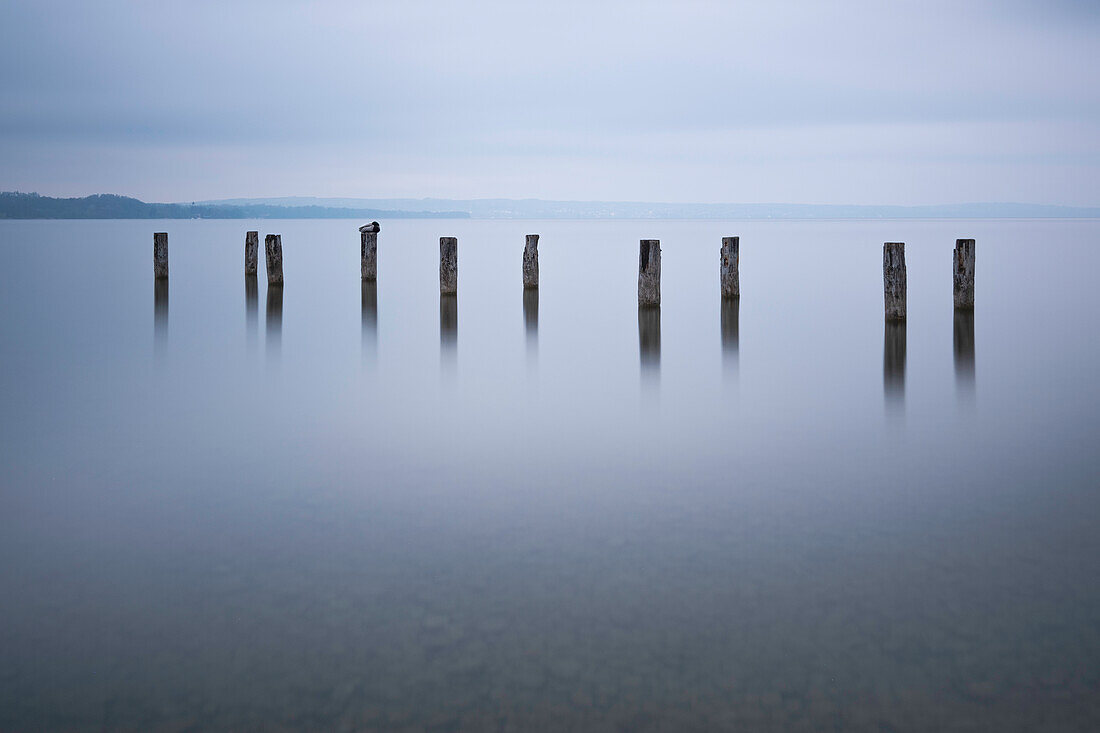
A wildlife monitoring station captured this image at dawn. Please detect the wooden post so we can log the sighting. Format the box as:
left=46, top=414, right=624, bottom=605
left=638, top=239, right=661, bottom=307
left=360, top=222, right=380, bottom=281
left=953, top=238, right=975, bottom=309
left=244, top=231, right=258, bottom=276
left=265, top=234, right=283, bottom=285
left=440, top=237, right=458, bottom=294
left=720, top=236, right=739, bottom=298
left=883, top=242, right=906, bottom=320
left=523, top=234, right=539, bottom=289
left=153, top=232, right=169, bottom=279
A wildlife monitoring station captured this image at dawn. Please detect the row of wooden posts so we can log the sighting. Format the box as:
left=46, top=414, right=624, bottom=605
left=152, top=225, right=977, bottom=317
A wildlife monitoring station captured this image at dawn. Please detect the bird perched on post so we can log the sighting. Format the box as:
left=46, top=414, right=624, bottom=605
left=359, top=221, right=380, bottom=233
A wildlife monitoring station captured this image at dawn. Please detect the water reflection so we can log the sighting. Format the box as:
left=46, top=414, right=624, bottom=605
left=720, top=296, right=739, bottom=375
left=266, top=284, right=283, bottom=360
left=154, top=278, right=168, bottom=357
left=245, top=275, right=258, bottom=350
left=523, top=288, right=538, bottom=361
left=639, top=306, right=661, bottom=380
left=954, top=308, right=975, bottom=397
left=361, top=280, right=378, bottom=359
left=883, top=320, right=906, bottom=407
left=440, top=294, right=458, bottom=369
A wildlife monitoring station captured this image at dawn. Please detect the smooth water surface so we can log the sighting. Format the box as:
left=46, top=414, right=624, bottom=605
left=1, top=219, right=1098, bottom=731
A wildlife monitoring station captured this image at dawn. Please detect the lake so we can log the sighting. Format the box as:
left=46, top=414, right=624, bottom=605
left=1, top=218, right=1098, bottom=731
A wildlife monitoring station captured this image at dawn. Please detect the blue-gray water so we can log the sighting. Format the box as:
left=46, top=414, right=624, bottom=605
left=1, top=219, right=1098, bottom=732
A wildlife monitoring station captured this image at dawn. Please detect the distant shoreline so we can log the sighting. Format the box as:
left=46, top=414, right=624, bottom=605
left=0, top=193, right=468, bottom=220
left=3, top=192, right=1098, bottom=220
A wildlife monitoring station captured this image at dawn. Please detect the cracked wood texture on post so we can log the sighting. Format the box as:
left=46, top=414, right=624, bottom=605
left=883, top=242, right=906, bottom=320
left=244, top=231, right=258, bottom=276
left=265, top=234, right=283, bottom=285
left=523, top=234, right=539, bottom=289
left=153, top=232, right=169, bottom=279
left=360, top=222, right=380, bottom=281
left=953, top=238, right=975, bottom=309
left=721, top=236, right=739, bottom=298
left=440, top=237, right=458, bottom=294
left=638, top=239, right=661, bottom=307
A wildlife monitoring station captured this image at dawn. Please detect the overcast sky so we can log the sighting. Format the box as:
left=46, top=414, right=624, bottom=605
left=1, top=1, right=1098, bottom=204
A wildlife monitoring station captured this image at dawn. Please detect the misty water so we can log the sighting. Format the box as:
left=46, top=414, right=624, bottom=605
left=1, top=218, right=1098, bottom=732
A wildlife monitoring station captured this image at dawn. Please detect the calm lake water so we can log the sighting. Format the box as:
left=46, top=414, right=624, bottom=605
left=1, top=218, right=1098, bottom=732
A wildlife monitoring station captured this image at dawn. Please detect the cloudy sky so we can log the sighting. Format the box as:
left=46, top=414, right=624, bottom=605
left=1, top=1, right=1098, bottom=204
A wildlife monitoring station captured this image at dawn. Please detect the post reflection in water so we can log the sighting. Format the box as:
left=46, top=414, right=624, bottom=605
left=154, top=279, right=168, bottom=357
left=440, top=294, right=458, bottom=370
left=639, top=306, right=661, bottom=381
left=245, top=275, right=258, bottom=350
left=266, top=284, right=283, bottom=360
left=720, top=296, right=739, bottom=374
left=361, top=280, right=378, bottom=359
left=523, top=288, right=538, bottom=361
left=954, top=308, right=975, bottom=397
left=883, top=320, right=906, bottom=407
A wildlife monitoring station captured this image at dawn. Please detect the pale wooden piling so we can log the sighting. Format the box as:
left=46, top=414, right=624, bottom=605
left=153, top=232, right=169, bottom=279
left=265, top=234, right=283, bottom=285
left=883, top=242, right=906, bottom=320
left=953, top=238, right=975, bottom=309
left=638, top=240, right=661, bottom=307
left=523, top=234, right=539, bottom=289
left=245, top=231, right=258, bottom=276
left=440, top=237, right=458, bottom=294
left=360, top=222, right=380, bottom=281
left=720, top=236, right=739, bottom=298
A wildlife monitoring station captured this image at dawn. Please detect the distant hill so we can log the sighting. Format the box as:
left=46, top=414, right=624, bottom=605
left=198, top=196, right=1100, bottom=219
left=0, top=192, right=468, bottom=219
left=4, top=192, right=1097, bottom=220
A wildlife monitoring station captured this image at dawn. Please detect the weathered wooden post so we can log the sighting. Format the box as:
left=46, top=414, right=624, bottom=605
left=153, top=232, right=169, bottom=279
left=883, top=242, right=906, bottom=320
left=638, top=240, right=661, bottom=307
left=360, top=222, right=380, bottom=281
left=721, top=236, right=739, bottom=298
left=953, top=238, right=975, bottom=309
left=245, top=231, right=258, bottom=276
left=265, top=234, right=283, bottom=285
left=440, top=237, right=458, bottom=294
left=523, top=234, right=539, bottom=289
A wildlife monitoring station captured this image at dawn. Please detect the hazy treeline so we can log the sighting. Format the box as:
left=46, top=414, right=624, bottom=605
left=0, top=192, right=468, bottom=220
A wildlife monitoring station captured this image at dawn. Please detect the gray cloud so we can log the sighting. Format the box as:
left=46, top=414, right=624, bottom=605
left=1, top=0, right=1098, bottom=204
